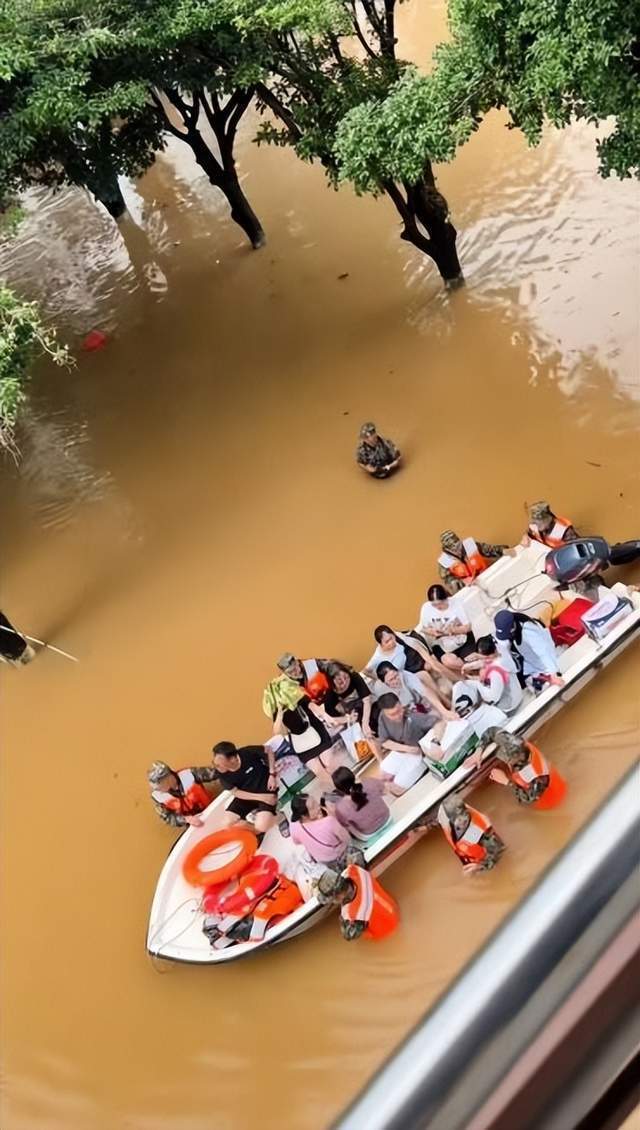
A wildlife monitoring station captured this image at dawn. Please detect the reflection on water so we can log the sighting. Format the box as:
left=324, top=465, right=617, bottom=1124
left=0, top=20, right=639, bottom=1130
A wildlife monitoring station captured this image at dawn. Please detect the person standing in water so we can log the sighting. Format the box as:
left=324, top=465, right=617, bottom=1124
left=0, top=610, right=35, bottom=665
left=437, top=530, right=512, bottom=594
left=355, top=422, right=401, bottom=479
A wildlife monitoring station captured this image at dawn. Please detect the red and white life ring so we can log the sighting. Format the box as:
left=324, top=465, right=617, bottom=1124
left=202, top=855, right=279, bottom=917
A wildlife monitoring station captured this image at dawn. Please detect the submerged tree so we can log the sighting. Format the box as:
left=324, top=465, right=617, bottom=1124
left=244, top=0, right=466, bottom=283
left=335, top=0, right=640, bottom=211
left=0, top=0, right=266, bottom=246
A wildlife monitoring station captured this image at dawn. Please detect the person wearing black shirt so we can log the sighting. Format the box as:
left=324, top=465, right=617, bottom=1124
left=213, top=741, right=279, bottom=833
left=323, top=662, right=378, bottom=738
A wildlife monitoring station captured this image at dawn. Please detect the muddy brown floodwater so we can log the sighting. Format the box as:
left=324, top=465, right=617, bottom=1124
left=1, top=6, right=639, bottom=1129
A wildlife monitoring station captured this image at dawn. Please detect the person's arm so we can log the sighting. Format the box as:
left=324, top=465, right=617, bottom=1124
left=438, top=564, right=464, bottom=595
left=272, top=705, right=287, bottom=736
left=153, top=801, right=187, bottom=828
left=478, top=541, right=510, bottom=559
left=361, top=694, right=373, bottom=735
left=262, top=744, right=279, bottom=792
left=192, top=766, right=217, bottom=785
left=381, top=738, right=421, bottom=754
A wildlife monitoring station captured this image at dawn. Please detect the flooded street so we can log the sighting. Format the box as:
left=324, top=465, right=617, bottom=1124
left=1, top=6, right=639, bottom=1127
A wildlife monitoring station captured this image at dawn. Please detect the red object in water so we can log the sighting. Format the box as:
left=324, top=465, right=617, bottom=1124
left=82, top=330, right=108, bottom=352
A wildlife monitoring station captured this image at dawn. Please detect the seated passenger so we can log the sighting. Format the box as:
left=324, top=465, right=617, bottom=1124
left=456, top=634, right=523, bottom=715
left=323, top=662, right=378, bottom=738
left=364, top=623, right=455, bottom=695
left=438, top=794, right=505, bottom=873
left=212, top=740, right=279, bottom=834
left=375, top=661, right=457, bottom=721
left=355, top=421, right=401, bottom=479
left=376, top=692, right=433, bottom=792
left=494, top=610, right=563, bottom=689
left=523, top=501, right=580, bottom=549
left=329, top=766, right=391, bottom=840
left=289, top=793, right=351, bottom=867
left=272, top=699, right=335, bottom=787
left=147, top=759, right=218, bottom=828
left=418, top=584, right=476, bottom=671
left=438, top=530, right=512, bottom=594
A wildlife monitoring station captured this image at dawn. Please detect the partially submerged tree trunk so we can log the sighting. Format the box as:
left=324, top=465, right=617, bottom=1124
left=91, top=174, right=127, bottom=220
left=384, top=167, right=463, bottom=286
left=152, top=87, right=265, bottom=249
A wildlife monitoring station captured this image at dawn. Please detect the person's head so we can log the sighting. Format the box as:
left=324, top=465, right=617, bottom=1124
left=212, top=740, right=240, bottom=772
left=483, top=726, right=526, bottom=765
left=440, top=530, right=463, bottom=556
left=147, top=760, right=178, bottom=791
left=331, top=766, right=368, bottom=810
left=277, top=652, right=304, bottom=681
left=529, top=500, right=554, bottom=531
left=360, top=421, right=378, bottom=446
left=427, top=583, right=450, bottom=610
left=374, top=624, right=397, bottom=652
left=315, top=869, right=354, bottom=907
left=290, top=793, right=323, bottom=822
left=476, top=635, right=498, bottom=658
left=442, top=794, right=471, bottom=839
left=326, top=661, right=352, bottom=695
left=376, top=660, right=401, bottom=690
left=378, top=691, right=403, bottom=722
left=494, top=610, right=515, bottom=642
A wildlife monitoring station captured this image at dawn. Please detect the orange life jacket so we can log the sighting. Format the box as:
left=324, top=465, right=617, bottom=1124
left=438, top=803, right=493, bottom=864
left=509, top=742, right=567, bottom=810
left=438, top=537, right=491, bottom=583
left=152, top=768, right=211, bottom=817
left=341, top=864, right=399, bottom=940
left=528, top=515, right=573, bottom=549
left=249, top=876, right=303, bottom=941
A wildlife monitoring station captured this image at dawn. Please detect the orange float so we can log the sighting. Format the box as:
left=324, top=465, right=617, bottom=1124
left=182, top=829, right=257, bottom=888
left=203, top=855, right=280, bottom=917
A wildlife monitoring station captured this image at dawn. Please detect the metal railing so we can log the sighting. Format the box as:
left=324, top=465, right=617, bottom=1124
left=334, top=762, right=640, bottom=1130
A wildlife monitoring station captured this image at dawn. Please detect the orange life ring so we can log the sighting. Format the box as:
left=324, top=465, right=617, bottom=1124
left=182, top=829, right=257, bottom=888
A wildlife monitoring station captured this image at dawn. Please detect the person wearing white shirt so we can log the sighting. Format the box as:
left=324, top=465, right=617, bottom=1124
left=494, top=610, right=563, bottom=688
left=418, top=584, right=476, bottom=671
left=456, top=635, right=523, bottom=715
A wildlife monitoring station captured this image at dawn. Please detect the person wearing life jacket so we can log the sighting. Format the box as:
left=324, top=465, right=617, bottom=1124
left=483, top=727, right=567, bottom=809
left=456, top=635, right=523, bottom=715
left=316, top=858, right=400, bottom=940
left=438, top=530, right=511, bottom=594
left=524, top=501, right=580, bottom=549
left=147, top=760, right=218, bottom=828
left=438, top=794, right=505, bottom=874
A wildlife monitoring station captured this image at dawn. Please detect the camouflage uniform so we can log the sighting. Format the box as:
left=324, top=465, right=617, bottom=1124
left=356, top=422, right=400, bottom=479
left=441, top=796, right=505, bottom=870
left=150, top=763, right=218, bottom=827
left=486, top=728, right=550, bottom=806
left=316, top=848, right=369, bottom=939
left=527, top=502, right=604, bottom=598
left=438, top=531, right=508, bottom=594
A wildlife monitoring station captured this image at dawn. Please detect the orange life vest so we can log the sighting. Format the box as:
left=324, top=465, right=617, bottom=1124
left=341, top=864, right=399, bottom=940
left=438, top=537, right=491, bottom=583
left=438, top=803, right=493, bottom=864
left=249, top=877, right=303, bottom=941
left=152, top=768, right=211, bottom=817
left=509, top=742, right=567, bottom=810
left=528, top=515, right=573, bottom=549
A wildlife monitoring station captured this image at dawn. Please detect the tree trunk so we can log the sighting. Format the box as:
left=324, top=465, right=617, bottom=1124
left=188, top=130, right=265, bottom=249
left=91, top=174, right=127, bottom=220
left=384, top=173, right=464, bottom=287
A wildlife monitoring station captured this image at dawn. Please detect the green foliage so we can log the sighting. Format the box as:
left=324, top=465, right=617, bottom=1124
left=0, top=284, right=70, bottom=449
left=336, top=0, right=640, bottom=185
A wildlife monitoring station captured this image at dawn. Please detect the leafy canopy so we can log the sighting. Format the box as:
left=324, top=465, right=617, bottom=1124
left=335, top=0, right=640, bottom=187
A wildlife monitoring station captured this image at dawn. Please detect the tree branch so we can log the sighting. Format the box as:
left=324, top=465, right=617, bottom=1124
left=150, top=89, right=189, bottom=140
left=347, top=1, right=378, bottom=58
left=255, top=82, right=303, bottom=142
